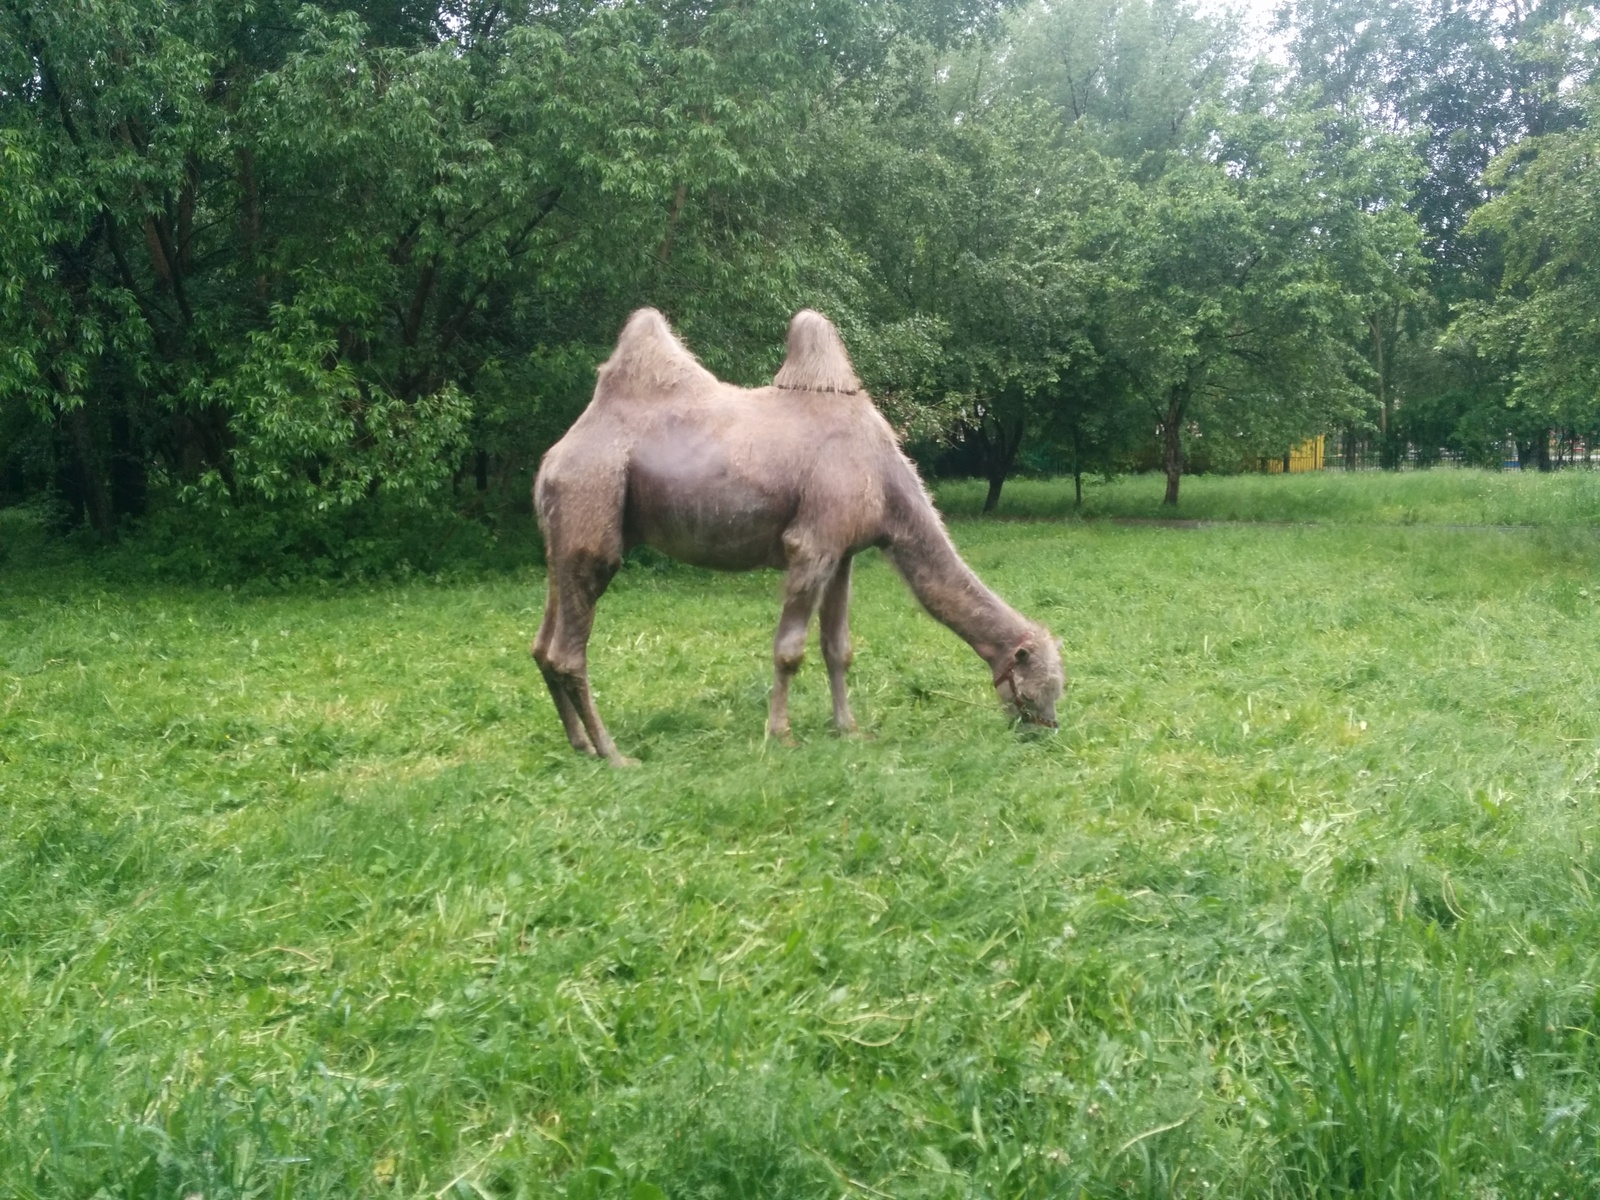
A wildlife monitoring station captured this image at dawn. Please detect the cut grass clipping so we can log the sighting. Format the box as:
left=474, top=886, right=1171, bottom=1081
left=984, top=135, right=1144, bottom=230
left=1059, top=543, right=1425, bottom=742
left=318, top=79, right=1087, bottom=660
left=4, top=471, right=1600, bottom=1197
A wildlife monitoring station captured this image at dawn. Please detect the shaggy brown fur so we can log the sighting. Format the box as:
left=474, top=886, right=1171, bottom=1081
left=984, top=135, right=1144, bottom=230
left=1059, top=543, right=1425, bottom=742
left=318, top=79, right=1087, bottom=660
left=772, top=309, right=861, bottom=394
left=595, top=307, right=719, bottom=398
left=532, top=307, right=1064, bottom=765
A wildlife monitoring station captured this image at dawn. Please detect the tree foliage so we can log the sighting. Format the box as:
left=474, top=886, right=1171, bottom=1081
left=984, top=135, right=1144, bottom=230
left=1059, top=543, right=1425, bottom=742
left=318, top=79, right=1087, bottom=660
left=1, top=0, right=1596, bottom=558
left=1456, top=81, right=1600, bottom=455
left=1283, top=0, right=1599, bottom=468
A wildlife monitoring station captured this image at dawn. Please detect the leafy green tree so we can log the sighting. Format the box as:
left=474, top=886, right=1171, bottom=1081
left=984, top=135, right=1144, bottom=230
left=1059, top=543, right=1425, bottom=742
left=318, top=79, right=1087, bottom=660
left=1283, top=0, right=1595, bottom=299
left=1004, top=0, right=1237, bottom=167
left=1096, top=101, right=1419, bottom=504
left=0, top=0, right=1019, bottom=551
left=809, top=45, right=1110, bottom=511
left=1281, top=0, right=1598, bottom=466
left=1454, top=82, right=1600, bottom=465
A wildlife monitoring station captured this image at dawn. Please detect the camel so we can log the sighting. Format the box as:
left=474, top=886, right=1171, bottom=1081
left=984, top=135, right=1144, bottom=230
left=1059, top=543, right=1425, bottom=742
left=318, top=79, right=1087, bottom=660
left=532, top=307, right=1065, bottom=765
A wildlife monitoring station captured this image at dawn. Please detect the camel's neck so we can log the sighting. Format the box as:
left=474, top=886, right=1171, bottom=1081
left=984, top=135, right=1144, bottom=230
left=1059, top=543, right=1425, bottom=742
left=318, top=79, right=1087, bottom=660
left=883, top=474, right=1032, bottom=671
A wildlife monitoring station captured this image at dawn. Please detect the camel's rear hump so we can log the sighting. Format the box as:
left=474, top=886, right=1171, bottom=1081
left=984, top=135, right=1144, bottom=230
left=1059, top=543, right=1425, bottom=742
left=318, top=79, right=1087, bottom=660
left=594, top=308, right=719, bottom=401
left=773, top=310, right=862, bottom=395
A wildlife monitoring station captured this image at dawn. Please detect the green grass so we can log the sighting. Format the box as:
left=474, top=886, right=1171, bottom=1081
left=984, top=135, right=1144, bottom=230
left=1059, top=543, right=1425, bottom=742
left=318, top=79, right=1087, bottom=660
left=5, top=479, right=1600, bottom=1197
left=936, top=466, right=1600, bottom=526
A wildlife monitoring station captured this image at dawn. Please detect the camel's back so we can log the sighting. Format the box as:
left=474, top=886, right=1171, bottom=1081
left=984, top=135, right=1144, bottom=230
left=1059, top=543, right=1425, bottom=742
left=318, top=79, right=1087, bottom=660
left=615, top=383, right=898, bottom=569
left=536, top=306, right=918, bottom=570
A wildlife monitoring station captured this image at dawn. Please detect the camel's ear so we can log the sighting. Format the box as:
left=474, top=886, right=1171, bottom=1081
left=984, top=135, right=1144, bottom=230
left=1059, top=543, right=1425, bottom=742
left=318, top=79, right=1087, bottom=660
left=1014, top=646, right=1031, bottom=665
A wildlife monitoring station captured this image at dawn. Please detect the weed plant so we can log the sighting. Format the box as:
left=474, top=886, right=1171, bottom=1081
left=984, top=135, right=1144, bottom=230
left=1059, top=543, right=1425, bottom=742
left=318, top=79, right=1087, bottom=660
left=4, top=488, right=1600, bottom=1196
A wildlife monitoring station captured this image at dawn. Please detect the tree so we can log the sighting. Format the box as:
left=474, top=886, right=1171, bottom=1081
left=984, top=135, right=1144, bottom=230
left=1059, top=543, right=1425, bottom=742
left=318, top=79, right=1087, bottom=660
left=1453, top=81, right=1600, bottom=464
left=0, top=0, right=1020, bottom=546
left=1004, top=0, right=1237, bottom=168
left=1096, top=100, right=1418, bottom=504
left=809, top=45, right=1106, bottom=511
left=1280, top=0, right=1599, bottom=465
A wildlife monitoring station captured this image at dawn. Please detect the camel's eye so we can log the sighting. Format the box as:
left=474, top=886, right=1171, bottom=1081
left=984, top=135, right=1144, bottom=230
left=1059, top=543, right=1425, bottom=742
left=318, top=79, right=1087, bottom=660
left=1014, top=647, right=1031, bottom=665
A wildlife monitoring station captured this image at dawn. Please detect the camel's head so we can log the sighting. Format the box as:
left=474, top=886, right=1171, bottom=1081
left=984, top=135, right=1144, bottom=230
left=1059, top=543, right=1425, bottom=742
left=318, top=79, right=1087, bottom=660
left=993, top=629, right=1066, bottom=730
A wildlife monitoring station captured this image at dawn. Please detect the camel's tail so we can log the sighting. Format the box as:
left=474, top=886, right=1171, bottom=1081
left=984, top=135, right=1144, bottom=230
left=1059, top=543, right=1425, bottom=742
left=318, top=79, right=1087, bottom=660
left=594, top=307, right=719, bottom=400
left=773, top=309, right=861, bottom=395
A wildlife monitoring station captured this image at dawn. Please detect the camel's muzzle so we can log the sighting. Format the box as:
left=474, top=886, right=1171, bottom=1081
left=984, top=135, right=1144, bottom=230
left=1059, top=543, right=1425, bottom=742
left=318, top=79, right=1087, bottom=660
left=994, top=658, right=1059, bottom=730
left=1018, top=708, right=1058, bottom=730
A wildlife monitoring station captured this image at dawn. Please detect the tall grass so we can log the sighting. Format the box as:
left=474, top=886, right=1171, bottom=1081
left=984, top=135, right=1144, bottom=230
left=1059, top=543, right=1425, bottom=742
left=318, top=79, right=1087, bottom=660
left=4, top=491, right=1600, bottom=1195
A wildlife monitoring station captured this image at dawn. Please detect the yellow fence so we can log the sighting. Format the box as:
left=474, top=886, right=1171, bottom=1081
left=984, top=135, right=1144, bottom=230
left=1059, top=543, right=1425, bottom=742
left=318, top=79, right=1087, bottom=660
left=1260, top=435, right=1326, bottom=474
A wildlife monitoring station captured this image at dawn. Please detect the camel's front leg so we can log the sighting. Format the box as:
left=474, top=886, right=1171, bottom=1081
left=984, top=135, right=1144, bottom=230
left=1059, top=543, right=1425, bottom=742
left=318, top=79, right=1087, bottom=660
left=819, top=557, right=857, bottom=733
left=768, top=556, right=835, bottom=741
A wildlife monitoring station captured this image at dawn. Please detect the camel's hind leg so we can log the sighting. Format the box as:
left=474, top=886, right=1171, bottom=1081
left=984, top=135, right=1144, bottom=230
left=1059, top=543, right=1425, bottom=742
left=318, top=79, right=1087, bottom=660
left=532, top=452, right=634, bottom=765
left=533, top=591, right=597, bottom=757
left=819, top=556, right=857, bottom=733
left=768, top=553, right=838, bottom=741
left=532, top=549, right=634, bottom=765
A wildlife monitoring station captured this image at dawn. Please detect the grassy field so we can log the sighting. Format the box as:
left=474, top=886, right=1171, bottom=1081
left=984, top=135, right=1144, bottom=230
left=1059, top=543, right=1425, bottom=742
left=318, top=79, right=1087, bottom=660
left=5, top=472, right=1600, bottom=1197
left=936, top=466, right=1600, bottom=526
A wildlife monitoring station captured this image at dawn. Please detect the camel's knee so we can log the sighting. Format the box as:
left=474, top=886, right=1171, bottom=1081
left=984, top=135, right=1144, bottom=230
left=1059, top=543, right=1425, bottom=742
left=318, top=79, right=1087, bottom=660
left=546, top=548, right=620, bottom=609
left=572, top=551, right=621, bottom=596
left=534, top=642, right=585, bottom=679
left=773, top=614, right=812, bottom=671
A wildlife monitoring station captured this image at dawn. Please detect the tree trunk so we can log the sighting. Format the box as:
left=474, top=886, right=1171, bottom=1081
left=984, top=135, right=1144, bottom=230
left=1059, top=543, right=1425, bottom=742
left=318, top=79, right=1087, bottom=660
left=983, top=474, right=1005, bottom=513
left=1371, top=311, right=1399, bottom=470
left=109, top=404, right=147, bottom=520
left=656, top=183, right=687, bottom=266
left=1070, top=425, right=1083, bottom=509
left=64, top=402, right=113, bottom=537
left=1515, top=434, right=1552, bottom=472
left=978, top=412, right=1024, bottom=514
left=1162, top=388, right=1185, bottom=507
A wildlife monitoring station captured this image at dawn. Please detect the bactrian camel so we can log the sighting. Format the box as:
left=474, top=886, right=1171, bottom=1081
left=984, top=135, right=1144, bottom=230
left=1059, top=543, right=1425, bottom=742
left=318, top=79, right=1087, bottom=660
left=532, top=307, right=1065, bottom=765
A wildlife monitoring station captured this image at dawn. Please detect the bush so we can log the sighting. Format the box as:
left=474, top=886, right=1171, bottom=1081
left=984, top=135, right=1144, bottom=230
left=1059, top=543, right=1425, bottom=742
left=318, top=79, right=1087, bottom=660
left=2, top=491, right=539, bottom=587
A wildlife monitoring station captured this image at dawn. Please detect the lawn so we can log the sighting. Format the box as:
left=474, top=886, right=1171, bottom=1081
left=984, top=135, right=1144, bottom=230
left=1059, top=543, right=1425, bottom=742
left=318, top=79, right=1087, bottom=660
left=4, top=473, right=1600, bottom=1197
left=935, top=465, right=1600, bottom=526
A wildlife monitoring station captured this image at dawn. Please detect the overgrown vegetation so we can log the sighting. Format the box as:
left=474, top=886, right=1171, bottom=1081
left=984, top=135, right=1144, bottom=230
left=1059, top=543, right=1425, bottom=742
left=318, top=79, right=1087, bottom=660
left=6, top=475, right=1600, bottom=1196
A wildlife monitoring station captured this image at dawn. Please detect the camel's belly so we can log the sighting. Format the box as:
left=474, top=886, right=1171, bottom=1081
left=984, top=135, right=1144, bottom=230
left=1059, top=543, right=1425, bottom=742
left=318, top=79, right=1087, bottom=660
left=636, top=521, right=788, bottom=570
left=623, top=445, right=793, bottom=571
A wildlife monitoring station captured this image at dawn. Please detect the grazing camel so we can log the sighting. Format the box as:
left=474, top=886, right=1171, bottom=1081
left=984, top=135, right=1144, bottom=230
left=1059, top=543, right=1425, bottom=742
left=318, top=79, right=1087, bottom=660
left=532, top=307, right=1065, bottom=765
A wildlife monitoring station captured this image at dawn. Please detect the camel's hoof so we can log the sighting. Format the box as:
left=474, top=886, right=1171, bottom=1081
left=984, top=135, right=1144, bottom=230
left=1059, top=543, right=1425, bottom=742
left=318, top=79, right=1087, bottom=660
left=767, top=728, right=800, bottom=748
